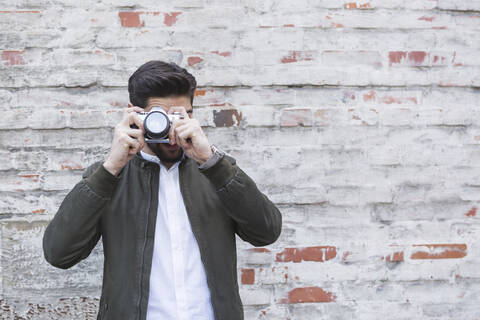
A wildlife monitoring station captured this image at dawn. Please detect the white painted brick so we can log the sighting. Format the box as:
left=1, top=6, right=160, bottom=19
left=438, top=0, right=480, bottom=11
left=42, top=172, right=82, bottom=191
left=227, top=87, right=296, bottom=106
left=115, top=48, right=183, bottom=67
left=1, top=221, right=102, bottom=301
left=241, top=248, right=273, bottom=266
left=0, top=173, right=41, bottom=192
left=0, top=192, right=64, bottom=215
left=240, top=287, right=272, bottom=306
left=169, top=30, right=237, bottom=50
left=43, top=49, right=118, bottom=67
left=96, top=28, right=170, bottom=48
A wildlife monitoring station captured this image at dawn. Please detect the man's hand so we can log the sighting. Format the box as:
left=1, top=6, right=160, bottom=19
left=168, top=106, right=213, bottom=165
left=103, top=107, right=146, bottom=176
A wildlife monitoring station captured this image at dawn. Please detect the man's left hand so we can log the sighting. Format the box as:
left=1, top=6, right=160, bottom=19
left=168, top=106, right=213, bottom=165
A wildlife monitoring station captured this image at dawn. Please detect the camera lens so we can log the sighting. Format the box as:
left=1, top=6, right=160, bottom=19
left=144, top=111, right=170, bottom=139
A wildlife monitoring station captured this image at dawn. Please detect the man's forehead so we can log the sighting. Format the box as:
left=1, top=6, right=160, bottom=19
left=146, top=96, right=191, bottom=107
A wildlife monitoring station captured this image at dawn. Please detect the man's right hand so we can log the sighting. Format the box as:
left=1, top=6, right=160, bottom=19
left=103, top=107, right=146, bottom=176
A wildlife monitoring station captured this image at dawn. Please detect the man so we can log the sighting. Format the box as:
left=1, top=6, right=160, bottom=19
left=42, top=61, right=282, bottom=320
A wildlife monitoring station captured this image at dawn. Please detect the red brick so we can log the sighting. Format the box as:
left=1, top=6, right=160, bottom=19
left=362, top=90, right=419, bottom=104
left=187, top=56, right=204, bottom=66
left=118, top=12, right=144, bottom=28
left=431, top=54, right=447, bottom=65
left=281, top=51, right=314, bottom=64
left=241, top=268, right=255, bottom=285
left=388, top=51, right=407, bottom=66
left=1, top=50, right=25, bottom=66
left=341, top=251, right=352, bottom=262
left=280, top=108, right=313, bottom=127
left=20, top=174, right=39, bottom=182
left=164, top=12, right=182, bottom=26
left=60, top=161, right=83, bottom=170
left=211, top=51, right=231, bottom=57
left=0, top=10, right=40, bottom=13
left=389, top=51, right=428, bottom=66
left=411, top=244, right=467, bottom=259
left=408, top=51, right=427, bottom=65
left=431, top=51, right=456, bottom=66
left=276, top=246, right=336, bottom=263
left=195, top=90, right=206, bottom=96
left=418, top=16, right=435, bottom=22
left=382, top=96, right=417, bottom=104
left=363, top=90, right=376, bottom=101
left=282, top=287, right=336, bottom=303
left=344, top=2, right=372, bottom=9
left=465, top=206, right=477, bottom=217
left=385, top=251, right=404, bottom=262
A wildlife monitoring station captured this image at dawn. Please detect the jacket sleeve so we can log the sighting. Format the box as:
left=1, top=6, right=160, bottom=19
left=43, top=161, right=120, bottom=269
left=200, top=155, right=282, bottom=247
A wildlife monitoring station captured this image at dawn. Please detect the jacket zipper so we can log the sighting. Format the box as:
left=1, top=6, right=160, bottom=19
left=138, top=167, right=153, bottom=320
left=179, top=163, right=220, bottom=320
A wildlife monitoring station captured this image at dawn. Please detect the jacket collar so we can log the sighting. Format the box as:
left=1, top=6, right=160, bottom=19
left=139, top=150, right=185, bottom=171
left=130, top=150, right=191, bottom=169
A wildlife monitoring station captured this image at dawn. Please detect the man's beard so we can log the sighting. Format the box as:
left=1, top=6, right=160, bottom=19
left=147, top=143, right=184, bottom=164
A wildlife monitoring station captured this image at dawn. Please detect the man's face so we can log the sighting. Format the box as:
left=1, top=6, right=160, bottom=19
left=132, top=96, right=193, bottom=164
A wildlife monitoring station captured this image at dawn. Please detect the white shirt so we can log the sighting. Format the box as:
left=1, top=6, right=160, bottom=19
left=142, top=151, right=215, bottom=320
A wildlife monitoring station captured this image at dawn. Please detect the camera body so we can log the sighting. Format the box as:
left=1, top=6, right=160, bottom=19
left=131, top=106, right=184, bottom=143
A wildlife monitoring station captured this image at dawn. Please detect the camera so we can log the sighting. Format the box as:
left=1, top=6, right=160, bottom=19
left=131, top=106, right=184, bottom=143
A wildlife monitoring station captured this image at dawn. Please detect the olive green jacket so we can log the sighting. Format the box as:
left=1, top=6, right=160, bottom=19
left=42, top=153, right=282, bottom=320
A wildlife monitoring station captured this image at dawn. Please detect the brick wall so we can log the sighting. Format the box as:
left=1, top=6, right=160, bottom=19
left=1, top=0, right=479, bottom=319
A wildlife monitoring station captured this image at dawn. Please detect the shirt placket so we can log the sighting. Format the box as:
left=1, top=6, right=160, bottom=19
left=166, top=166, right=188, bottom=320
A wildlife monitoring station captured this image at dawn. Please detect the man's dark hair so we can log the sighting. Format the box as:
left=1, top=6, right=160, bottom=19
left=128, top=60, right=197, bottom=108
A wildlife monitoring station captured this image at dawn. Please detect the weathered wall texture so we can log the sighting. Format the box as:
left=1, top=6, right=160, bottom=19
left=1, top=0, right=479, bottom=319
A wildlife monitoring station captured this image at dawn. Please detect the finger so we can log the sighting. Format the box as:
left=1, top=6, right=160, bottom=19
left=126, top=105, right=144, bottom=113
left=123, top=135, right=141, bottom=154
left=126, top=128, right=143, bottom=137
left=121, top=108, right=131, bottom=124
left=171, top=118, right=189, bottom=128
left=174, top=123, right=193, bottom=139
left=128, top=146, right=139, bottom=155
left=177, top=126, right=196, bottom=144
left=175, top=128, right=191, bottom=149
left=169, top=119, right=185, bottom=145
left=175, top=119, right=202, bottom=138
left=125, top=128, right=146, bottom=148
left=168, top=121, right=176, bottom=145
left=168, top=106, right=189, bottom=119
left=123, top=107, right=143, bottom=118
left=121, top=108, right=144, bottom=128
left=175, top=122, right=196, bottom=143
left=175, top=118, right=198, bottom=130
left=169, top=118, right=190, bottom=143
left=126, top=112, right=145, bottom=130
left=121, top=108, right=134, bottom=125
